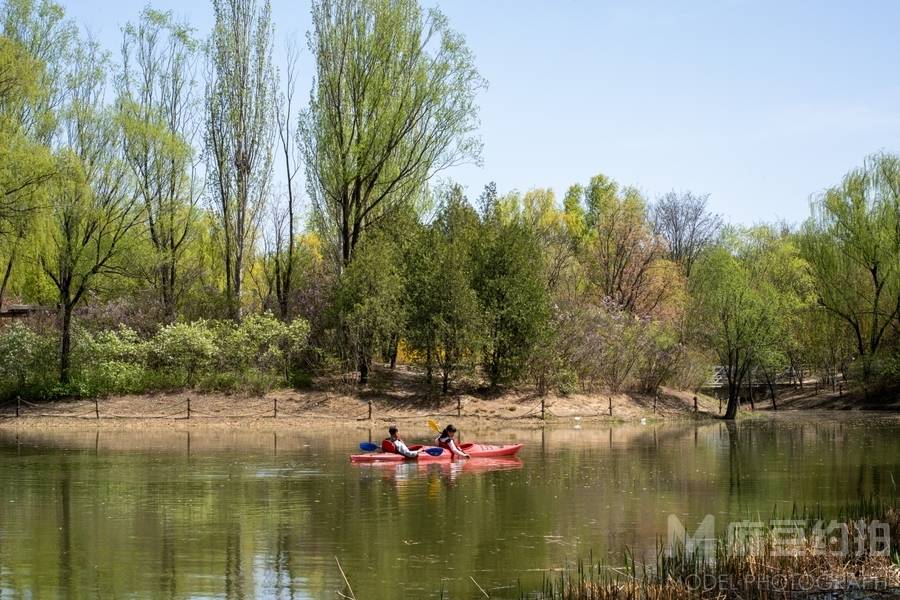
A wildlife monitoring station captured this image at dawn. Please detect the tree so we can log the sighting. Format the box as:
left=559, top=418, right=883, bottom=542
left=0, top=0, right=75, bottom=309
left=689, top=240, right=780, bottom=419
left=650, top=191, right=721, bottom=277
left=39, top=39, right=140, bottom=383
left=118, top=7, right=200, bottom=320
left=405, top=185, right=481, bottom=392
left=1, top=0, right=75, bottom=143
left=576, top=174, right=670, bottom=315
left=741, top=225, right=812, bottom=406
left=473, top=203, right=548, bottom=387
left=332, top=232, right=404, bottom=384
left=800, top=153, right=900, bottom=379
left=0, top=35, right=54, bottom=308
left=268, top=38, right=301, bottom=320
left=205, top=0, right=275, bottom=320
left=300, top=0, right=485, bottom=267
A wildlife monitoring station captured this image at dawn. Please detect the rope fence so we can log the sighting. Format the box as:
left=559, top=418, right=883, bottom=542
left=0, top=394, right=664, bottom=423
left=0, top=395, right=378, bottom=422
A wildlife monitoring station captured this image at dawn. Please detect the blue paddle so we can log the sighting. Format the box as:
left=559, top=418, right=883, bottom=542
left=358, top=442, right=444, bottom=456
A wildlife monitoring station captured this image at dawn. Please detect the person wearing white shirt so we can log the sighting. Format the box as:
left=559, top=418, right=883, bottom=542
left=385, top=425, right=419, bottom=458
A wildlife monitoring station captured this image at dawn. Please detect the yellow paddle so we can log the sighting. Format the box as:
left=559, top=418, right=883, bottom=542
left=427, top=419, right=441, bottom=434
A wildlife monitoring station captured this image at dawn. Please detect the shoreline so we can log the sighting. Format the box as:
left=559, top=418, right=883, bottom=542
left=0, top=384, right=896, bottom=430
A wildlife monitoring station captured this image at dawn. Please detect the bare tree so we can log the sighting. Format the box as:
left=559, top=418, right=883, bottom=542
left=269, top=38, right=301, bottom=320
left=205, top=0, right=275, bottom=320
left=581, top=177, right=668, bottom=315
left=650, top=191, right=722, bottom=277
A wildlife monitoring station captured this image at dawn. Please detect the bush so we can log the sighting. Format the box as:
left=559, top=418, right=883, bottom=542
left=0, top=322, right=41, bottom=388
left=1, top=314, right=312, bottom=398
left=0, top=322, right=57, bottom=396
left=147, top=320, right=219, bottom=385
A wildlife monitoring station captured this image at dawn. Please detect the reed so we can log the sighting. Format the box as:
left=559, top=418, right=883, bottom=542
left=516, top=498, right=900, bottom=599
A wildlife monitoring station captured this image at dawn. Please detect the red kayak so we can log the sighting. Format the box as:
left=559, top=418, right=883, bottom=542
left=350, top=442, right=523, bottom=463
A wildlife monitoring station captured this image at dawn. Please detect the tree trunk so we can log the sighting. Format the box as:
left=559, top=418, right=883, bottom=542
left=0, top=251, right=14, bottom=312
left=723, top=381, right=740, bottom=420
left=358, top=357, right=368, bottom=385
left=747, top=379, right=755, bottom=411
left=442, top=370, right=449, bottom=394
left=59, top=302, right=74, bottom=385
left=389, top=333, right=398, bottom=369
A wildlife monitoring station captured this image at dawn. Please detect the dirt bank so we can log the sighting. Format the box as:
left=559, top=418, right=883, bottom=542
left=0, top=384, right=720, bottom=430
left=1, top=364, right=895, bottom=430
left=751, top=384, right=900, bottom=412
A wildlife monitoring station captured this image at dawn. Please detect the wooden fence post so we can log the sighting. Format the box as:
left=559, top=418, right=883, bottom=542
left=719, top=396, right=722, bottom=414
left=457, top=396, right=461, bottom=418
left=608, top=396, right=612, bottom=417
left=187, top=397, right=191, bottom=420
left=653, top=394, right=657, bottom=413
left=274, top=398, right=278, bottom=419
left=541, top=397, right=545, bottom=421
left=368, top=400, right=372, bottom=420
left=693, top=396, right=698, bottom=414
left=16, top=396, right=20, bottom=418
left=95, top=398, right=99, bottom=420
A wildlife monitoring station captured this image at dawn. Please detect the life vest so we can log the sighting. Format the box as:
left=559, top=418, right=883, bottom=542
left=436, top=435, right=452, bottom=451
left=381, top=439, right=397, bottom=453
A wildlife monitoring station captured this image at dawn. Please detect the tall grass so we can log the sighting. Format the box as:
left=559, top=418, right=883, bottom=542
left=516, top=499, right=900, bottom=599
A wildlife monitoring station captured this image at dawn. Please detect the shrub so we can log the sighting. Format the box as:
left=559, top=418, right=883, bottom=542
left=0, top=322, right=41, bottom=388
left=0, top=322, right=57, bottom=397
left=147, top=320, right=219, bottom=385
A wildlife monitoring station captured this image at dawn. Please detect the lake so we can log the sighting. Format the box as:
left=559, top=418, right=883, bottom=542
left=0, top=415, right=898, bottom=598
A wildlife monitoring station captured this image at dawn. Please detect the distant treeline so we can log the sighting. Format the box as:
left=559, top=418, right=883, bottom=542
left=0, top=0, right=897, bottom=418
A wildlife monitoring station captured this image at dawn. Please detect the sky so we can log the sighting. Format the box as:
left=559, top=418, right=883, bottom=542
left=59, top=0, right=900, bottom=225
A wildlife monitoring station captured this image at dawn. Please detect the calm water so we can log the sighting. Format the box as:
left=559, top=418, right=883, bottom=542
left=0, top=415, right=898, bottom=599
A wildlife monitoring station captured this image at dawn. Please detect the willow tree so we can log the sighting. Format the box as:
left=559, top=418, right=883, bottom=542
left=800, top=153, right=900, bottom=378
left=118, top=8, right=200, bottom=321
left=0, top=0, right=74, bottom=309
left=40, top=40, right=140, bottom=383
left=300, top=0, right=485, bottom=267
left=689, top=243, right=780, bottom=420
left=205, top=0, right=275, bottom=320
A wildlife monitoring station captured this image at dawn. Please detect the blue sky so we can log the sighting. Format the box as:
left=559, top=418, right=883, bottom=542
left=60, top=0, right=900, bottom=224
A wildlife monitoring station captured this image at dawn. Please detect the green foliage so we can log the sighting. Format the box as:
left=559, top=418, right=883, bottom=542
left=332, top=233, right=404, bottom=382
left=0, top=321, right=40, bottom=386
left=473, top=206, right=549, bottom=387
left=0, top=315, right=312, bottom=398
left=405, top=187, right=483, bottom=392
left=800, top=153, right=900, bottom=375
left=688, top=237, right=785, bottom=417
left=301, top=0, right=486, bottom=265
left=147, top=320, right=218, bottom=385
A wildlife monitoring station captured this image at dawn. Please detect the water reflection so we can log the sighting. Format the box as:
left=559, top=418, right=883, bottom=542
left=0, top=415, right=897, bottom=598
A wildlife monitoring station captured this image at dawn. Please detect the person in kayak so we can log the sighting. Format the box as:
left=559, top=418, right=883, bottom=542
left=383, top=425, right=420, bottom=458
left=436, top=424, right=470, bottom=458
